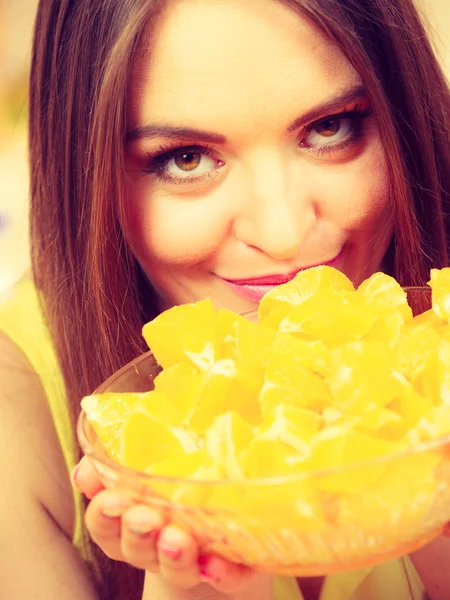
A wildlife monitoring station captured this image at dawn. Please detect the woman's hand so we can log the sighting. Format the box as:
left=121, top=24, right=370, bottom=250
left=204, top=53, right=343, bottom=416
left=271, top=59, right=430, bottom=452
left=72, top=457, right=259, bottom=593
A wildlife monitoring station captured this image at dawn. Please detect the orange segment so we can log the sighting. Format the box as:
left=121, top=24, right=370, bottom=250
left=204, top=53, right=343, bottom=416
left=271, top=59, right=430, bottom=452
left=258, top=404, right=322, bottom=451
left=262, top=351, right=330, bottom=412
left=429, top=267, right=450, bottom=320
left=204, top=412, right=254, bottom=479
left=363, top=309, right=407, bottom=347
left=243, top=480, right=325, bottom=533
left=396, top=319, right=441, bottom=383
left=188, top=359, right=262, bottom=434
left=258, top=265, right=354, bottom=323
left=152, top=363, right=201, bottom=426
left=133, top=389, right=195, bottom=429
left=229, top=318, right=277, bottom=370
left=309, top=427, right=399, bottom=493
left=142, top=298, right=217, bottom=369
left=418, top=339, right=450, bottom=404
left=120, top=410, right=198, bottom=472
left=147, top=452, right=224, bottom=507
left=81, top=392, right=141, bottom=460
left=407, top=405, right=450, bottom=443
left=243, top=437, right=307, bottom=478
left=389, top=386, right=433, bottom=432
left=356, top=272, right=412, bottom=322
left=318, top=341, right=407, bottom=412
left=146, top=451, right=208, bottom=477
left=278, top=292, right=376, bottom=346
left=215, top=309, right=242, bottom=360
left=346, top=408, right=405, bottom=441
left=272, top=332, right=327, bottom=369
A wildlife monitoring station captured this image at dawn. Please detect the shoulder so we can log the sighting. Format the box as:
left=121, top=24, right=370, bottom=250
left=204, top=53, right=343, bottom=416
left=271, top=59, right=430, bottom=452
left=0, top=330, right=75, bottom=541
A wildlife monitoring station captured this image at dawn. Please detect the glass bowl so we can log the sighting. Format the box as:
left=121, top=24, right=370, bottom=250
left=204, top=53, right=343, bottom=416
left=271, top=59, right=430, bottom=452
left=77, top=286, right=450, bottom=576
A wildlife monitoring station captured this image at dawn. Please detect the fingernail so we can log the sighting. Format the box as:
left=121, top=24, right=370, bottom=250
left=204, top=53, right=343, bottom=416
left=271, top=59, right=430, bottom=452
left=70, top=464, right=81, bottom=488
left=198, top=554, right=216, bottom=581
left=101, top=499, right=129, bottom=518
left=160, top=545, right=183, bottom=561
left=127, top=522, right=155, bottom=537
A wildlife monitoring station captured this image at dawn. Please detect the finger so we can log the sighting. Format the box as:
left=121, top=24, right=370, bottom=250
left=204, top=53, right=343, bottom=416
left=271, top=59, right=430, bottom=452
left=84, top=488, right=132, bottom=561
left=72, top=456, right=105, bottom=499
left=121, top=504, right=165, bottom=573
left=157, top=525, right=200, bottom=589
left=199, top=554, right=258, bottom=594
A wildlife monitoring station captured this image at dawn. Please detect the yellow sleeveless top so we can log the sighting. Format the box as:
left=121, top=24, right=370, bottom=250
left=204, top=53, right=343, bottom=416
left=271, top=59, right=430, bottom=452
left=0, top=279, right=425, bottom=600
left=0, top=278, right=89, bottom=560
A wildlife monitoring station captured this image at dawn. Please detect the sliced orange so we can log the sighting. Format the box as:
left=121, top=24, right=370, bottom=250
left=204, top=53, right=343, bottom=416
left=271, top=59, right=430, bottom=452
left=340, top=451, right=440, bottom=531
left=147, top=452, right=224, bottom=507
left=356, top=272, right=412, bottom=322
left=243, top=437, right=308, bottom=478
left=278, top=292, right=376, bottom=347
left=146, top=451, right=207, bottom=476
left=396, top=319, right=441, bottom=383
left=151, top=363, right=200, bottom=425
left=215, top=309, right=241, bottom=360
left=318, top=341, right=407, bottom=412
left=142, top=298, right=217, bottom=369
left=364, top=309, right=406, bottom=347
left=262, top=352, right=330, bottom=413
left=258, top=404, right=322, bottom=450
left=411, top=307, right=444, bottom=329
left=417, top=339, right=450, bottom=404
left=188, top=359, right=262, bottom=434
left=349, top=408, right=405, bottom=441
left=272, top=332, right=327, bottom=369
left=407, top=405, right=450, bottom=443
left=81, top=265, right=450, bottom=529
left=309, top=427, right=399, bottom=493
left=389, top=385, right=433, bottom=432
left=258, top=265, right=354, bottom=323
left=243, top=479, right=324, bottom=533
left=120, top=410, right=198, bottom=472
left=228, top=318, right=277, bottom=370
left=81, top=392, right=141, bottom=460
left=204, top=412, right=254, bottom=479
left=429, top=267, right=450, bottom=320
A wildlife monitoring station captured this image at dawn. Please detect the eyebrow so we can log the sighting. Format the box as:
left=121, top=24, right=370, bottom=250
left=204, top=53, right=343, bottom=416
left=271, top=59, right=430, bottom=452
left=125, top=83, right=367, bottom=144
left=286, top=84, right=367, bottom=132
left=126, top=124, right=226, bottom=145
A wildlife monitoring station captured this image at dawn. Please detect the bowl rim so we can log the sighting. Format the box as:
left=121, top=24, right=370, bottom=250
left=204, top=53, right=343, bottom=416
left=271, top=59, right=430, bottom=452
left=78, top=284, right=444, bottom=487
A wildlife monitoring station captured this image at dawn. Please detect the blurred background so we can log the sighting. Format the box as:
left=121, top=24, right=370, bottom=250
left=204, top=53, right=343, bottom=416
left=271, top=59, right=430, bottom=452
left=1, top=1, right=450, bottom=298
left=0, top=0, right=36, bottom=298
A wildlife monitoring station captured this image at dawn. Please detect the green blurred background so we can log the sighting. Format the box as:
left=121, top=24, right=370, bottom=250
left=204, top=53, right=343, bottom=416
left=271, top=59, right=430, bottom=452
left=0, top=1, right=449, bottom=298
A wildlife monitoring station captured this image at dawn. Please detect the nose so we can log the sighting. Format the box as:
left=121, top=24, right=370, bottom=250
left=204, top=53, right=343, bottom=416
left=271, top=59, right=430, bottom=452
left=233, top=150, right=316, bottom=261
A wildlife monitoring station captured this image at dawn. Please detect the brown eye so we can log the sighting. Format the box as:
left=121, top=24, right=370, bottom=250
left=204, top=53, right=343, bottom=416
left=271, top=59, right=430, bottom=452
left=301, top=116, right=354, bottom=150
left=175, top=151, right=202, bottom=171
left=314, top=117, right=341, bottom=137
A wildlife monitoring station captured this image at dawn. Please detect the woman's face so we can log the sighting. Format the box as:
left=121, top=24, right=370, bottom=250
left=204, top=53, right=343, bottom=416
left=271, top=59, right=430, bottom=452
left=124, top=0, right=392, bottom=313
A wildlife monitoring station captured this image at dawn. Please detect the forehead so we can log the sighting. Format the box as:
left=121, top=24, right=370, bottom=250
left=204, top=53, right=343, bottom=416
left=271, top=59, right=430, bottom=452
left=127, top=0, right=360, bottom=137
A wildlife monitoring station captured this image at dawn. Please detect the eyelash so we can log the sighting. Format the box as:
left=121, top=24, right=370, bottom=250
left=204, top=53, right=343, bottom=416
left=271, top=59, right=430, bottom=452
left=301, top=105, right=373, bottom=157
left=142, top=105, right=373, bottom=185
left=143, top=144, right=219, bottom=186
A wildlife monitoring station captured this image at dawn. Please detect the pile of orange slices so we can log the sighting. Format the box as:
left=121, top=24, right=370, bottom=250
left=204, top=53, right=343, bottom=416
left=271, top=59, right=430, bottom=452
left=82, top=266, right=450, bottom=504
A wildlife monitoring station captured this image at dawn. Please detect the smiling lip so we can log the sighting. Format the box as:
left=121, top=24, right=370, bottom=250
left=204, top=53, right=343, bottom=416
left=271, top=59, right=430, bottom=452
left=221, top=251, right=344, bottom=303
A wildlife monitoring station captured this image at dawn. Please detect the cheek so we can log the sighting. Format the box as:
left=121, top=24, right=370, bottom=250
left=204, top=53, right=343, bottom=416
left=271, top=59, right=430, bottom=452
left=312, top=144, right=390, bottom=229
left=125, top=188, right=233, bottom=266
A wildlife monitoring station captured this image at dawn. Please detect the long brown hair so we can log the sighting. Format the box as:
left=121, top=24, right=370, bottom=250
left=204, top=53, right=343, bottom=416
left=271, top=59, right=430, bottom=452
left=29, top=0, right=450, bottom=598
